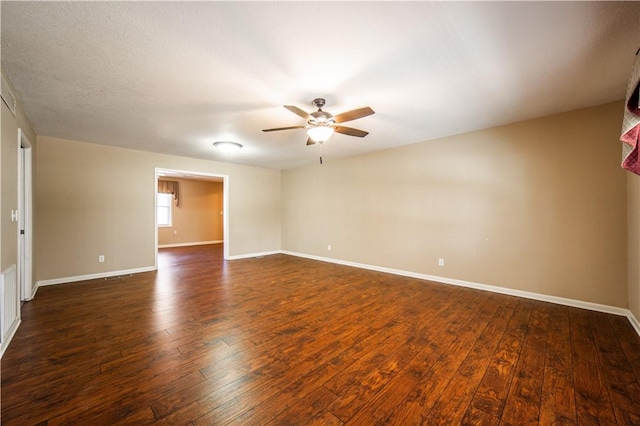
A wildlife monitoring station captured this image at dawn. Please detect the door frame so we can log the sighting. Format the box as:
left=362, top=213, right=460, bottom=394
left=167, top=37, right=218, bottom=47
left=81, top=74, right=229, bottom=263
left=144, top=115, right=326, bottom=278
left=17, top=128, right=34, bottom=300
left=154, top=168, right=229, bottom=265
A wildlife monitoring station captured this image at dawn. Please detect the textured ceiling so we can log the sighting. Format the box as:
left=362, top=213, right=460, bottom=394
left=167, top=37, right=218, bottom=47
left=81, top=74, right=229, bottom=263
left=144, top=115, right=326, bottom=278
left=1, top=1, right=639, bottom=170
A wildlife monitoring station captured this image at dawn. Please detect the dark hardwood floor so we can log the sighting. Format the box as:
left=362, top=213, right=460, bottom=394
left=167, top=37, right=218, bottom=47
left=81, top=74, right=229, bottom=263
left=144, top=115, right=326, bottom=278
left=2, top=244, right=640, bottom=425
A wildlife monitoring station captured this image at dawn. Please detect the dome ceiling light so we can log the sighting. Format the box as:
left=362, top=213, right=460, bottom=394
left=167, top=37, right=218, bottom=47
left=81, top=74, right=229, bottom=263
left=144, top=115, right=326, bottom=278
left=213, top=141, right=243, bottom=154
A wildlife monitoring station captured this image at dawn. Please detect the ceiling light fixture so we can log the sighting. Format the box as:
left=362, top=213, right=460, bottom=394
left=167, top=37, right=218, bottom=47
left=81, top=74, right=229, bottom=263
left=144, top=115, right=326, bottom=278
left=307, top=125, right=335, bottom=143
left=213, top=141, right=243, bottom=154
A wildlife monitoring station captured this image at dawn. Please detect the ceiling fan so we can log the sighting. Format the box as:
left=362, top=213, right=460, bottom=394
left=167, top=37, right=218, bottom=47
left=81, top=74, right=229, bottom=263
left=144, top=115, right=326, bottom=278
left=262, top=98, right=375, bottom=146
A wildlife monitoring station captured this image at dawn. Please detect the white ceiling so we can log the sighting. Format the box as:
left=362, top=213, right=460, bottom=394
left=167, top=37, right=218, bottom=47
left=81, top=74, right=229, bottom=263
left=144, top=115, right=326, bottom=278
left=2, top=2, right=639, bottom=170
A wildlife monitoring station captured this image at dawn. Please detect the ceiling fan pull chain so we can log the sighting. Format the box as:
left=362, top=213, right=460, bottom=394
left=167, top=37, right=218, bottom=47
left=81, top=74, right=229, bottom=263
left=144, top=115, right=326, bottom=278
left=320, top=142, right=324, bottom=165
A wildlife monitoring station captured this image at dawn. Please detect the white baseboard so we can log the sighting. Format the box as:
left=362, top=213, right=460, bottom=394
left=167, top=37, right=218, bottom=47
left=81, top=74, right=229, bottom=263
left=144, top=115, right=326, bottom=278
left=24, top=283, right=38, bottom=301
left=158, top=240, right=223, bottom=248
left=36, top=266, right=157, bottom=287
left=0, top=318, right=21, bottom=359
left=227, top=250, right=281, bottom=260
left=628, top=312, right=640, bottom=336
left=282, top=250, right=640, bottom=337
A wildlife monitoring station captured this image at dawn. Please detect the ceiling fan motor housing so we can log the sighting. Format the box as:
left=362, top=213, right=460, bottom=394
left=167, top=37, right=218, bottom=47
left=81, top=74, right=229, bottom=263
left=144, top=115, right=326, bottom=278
left=309, top=110, right=334, bottom=125
left=309, top=99, right=334, bottom=125
left=312, top=98, right=326, bottom=109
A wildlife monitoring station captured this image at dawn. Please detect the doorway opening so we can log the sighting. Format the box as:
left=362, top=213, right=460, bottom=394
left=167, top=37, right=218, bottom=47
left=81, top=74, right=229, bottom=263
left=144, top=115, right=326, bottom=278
left=154, top=168, right=229, bottom=268
left=18, top=129, right=33, bottom=301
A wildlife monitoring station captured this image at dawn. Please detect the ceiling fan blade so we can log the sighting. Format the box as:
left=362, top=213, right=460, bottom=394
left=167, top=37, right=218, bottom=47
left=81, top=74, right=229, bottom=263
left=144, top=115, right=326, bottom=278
left=262, top=125, right=305, bottom=132
left=306, top=137, right=316, bottom=145
left=332, top=107, right=375, bottom=123
left=334, top=126, right=369, bottom=137
left=284, top=105, right=311, bottom=120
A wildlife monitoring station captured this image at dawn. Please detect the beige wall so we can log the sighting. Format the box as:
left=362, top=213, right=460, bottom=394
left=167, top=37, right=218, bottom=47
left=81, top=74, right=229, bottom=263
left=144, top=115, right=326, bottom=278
left=628, top=173, right=640, bottom=319
left=1, top=70, right=37, bottom=276
left=158, top=178, right=223, bottom=246
left=35, top=136, right=281, bottom=282
left=283, top=101, right=628, bottom=308
left=14, top=95, right=640, bottom=313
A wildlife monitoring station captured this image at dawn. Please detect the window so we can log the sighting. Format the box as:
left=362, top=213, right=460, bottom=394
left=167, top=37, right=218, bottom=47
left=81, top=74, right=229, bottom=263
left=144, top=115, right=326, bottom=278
left=157, top=193, right=173, bottom=227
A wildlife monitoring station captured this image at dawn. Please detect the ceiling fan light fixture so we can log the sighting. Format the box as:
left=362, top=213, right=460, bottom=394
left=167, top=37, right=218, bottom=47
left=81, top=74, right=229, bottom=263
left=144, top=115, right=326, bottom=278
left=262, top=98, right=374, bottom=146
left=307, top=125, right=335, bottom=143
left=213, top=141, right=243, bottom=154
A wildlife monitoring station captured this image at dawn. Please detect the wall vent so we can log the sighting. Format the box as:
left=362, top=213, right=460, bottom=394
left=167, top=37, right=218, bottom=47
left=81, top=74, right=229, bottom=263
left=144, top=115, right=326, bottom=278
left=1, top=74, right=17, bottom=117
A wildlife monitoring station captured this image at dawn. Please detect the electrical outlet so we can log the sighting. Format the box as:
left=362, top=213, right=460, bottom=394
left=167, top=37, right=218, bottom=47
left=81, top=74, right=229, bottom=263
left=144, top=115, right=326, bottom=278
left=438, top=258, right=444, bottom=267
left=99, top=255, right=105, bottom=263
left=327, top=245, right=332, bottom=251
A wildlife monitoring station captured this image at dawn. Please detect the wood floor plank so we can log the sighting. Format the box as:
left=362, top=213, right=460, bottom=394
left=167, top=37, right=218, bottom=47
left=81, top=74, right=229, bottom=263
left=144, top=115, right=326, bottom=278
left=151, top=359, right=288, bottom=422
left=590, top=311, right=640, bottom=422
left=461, top=298, right=534, bottom=425
left=339, top=288, right=486, bottom=424
left=112, top=407, right=158, bottom=425
left=538, top=304, right=576, bottom=425
left=420, top=296, right=518, bottom=425
left=329, top=287, right=482, bottom=425
left=498, top=301, right=549, bottom=425
left=570, top=307, right=618, bottom=425
left=306, top=410, right=344, bottom=426
left=2, top=245, right=640, bottom=425
left=266, top=386, right=339, bottom=426
left=608, top=315, right=640, bottom=386
left=382, top=292, right=502, bottom=425
left=326, top=330, right=422, bottom=422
